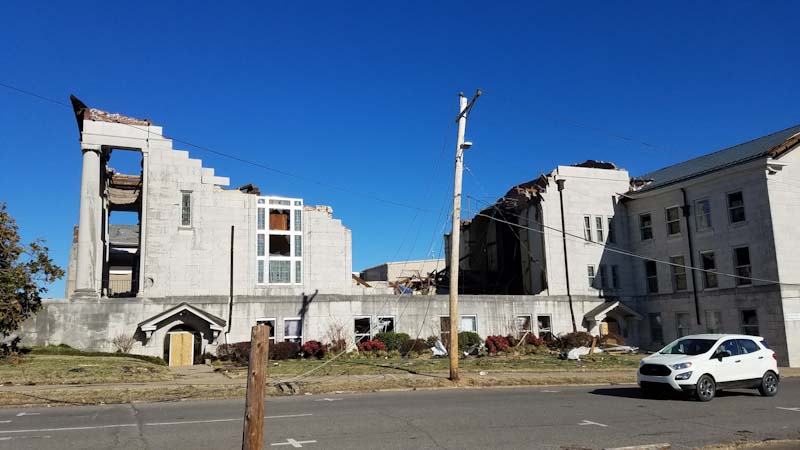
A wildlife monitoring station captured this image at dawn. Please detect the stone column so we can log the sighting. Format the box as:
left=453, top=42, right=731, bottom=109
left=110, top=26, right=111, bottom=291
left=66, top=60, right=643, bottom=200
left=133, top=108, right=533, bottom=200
left=73, top=143, right=102, bottom=299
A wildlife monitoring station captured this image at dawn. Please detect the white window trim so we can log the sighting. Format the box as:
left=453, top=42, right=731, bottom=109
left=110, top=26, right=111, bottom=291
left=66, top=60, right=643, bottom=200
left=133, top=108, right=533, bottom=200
left=587, top=265, right=596, bottom=289
left=669, top=255, right=688, bottom=292
left=257, top=196, right=304, bottom=286
left=675, top=312, right=691, bottom=338
left=695, top=198, right=713, bottom=232
left=354, top=316, right=372, bottom=343
left=665, top=205, right=682, bottom=237
left=726, top=190, right=746, bottom=225
left=515, top=314, right=533, bottom=338
left=699, top=250, right=718, bottom=289
left=255, top=318, right=277, bottom=343
left=283, top=317, right=302, bottom=342
left=459, top=314, right=478, bottom=333
left=536, top=314, right=553, bottom=336
left=377, top=316, right=395, bottom=333
left=583, top=215, right=593, bottom=242
left=639, top=213, right=653, bottom=241
left=733, top=246, right=752, bottom=287
left=595, top=216, right=605, bottom=242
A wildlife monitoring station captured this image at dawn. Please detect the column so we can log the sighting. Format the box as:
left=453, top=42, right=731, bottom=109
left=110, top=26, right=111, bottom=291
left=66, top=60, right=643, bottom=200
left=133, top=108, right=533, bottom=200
left=73, top=144, right=102, bottom=298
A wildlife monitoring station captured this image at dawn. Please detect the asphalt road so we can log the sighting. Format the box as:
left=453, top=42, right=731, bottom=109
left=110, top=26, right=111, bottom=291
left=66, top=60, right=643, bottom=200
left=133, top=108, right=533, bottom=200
left=0, top=379, right=799, bottom=450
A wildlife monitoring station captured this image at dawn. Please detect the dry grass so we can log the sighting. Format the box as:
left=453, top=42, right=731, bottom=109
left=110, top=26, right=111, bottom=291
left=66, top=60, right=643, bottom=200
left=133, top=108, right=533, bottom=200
left=0, top=355, right=174, bottom=385
left=696, top=440, right=800, bottom=449
left=0, top=385, right=245, bottom=407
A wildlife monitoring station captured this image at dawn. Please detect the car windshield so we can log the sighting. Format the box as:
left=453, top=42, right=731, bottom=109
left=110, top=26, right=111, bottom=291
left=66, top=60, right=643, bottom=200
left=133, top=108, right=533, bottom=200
left=660, top=338, right=717, bottom=355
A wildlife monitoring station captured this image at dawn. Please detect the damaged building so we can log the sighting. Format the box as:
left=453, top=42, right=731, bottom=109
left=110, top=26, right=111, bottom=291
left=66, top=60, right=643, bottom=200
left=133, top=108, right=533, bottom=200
left=446, top=127, right=800, bottom=367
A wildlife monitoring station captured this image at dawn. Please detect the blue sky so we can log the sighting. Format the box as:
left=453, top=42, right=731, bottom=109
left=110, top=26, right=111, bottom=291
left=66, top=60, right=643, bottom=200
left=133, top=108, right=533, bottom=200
left=1, top=1, right=798, bottom=297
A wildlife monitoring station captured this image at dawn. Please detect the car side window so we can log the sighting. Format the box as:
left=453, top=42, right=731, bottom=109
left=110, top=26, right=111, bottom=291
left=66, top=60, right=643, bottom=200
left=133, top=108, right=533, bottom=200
left=737, top=339, right=760, bottom=354
left=717, top=339, right=740, bottom=357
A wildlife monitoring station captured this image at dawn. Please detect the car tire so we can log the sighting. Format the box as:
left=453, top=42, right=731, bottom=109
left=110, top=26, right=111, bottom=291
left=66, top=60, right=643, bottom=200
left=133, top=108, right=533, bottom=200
left=695, top=375, right=715, bottom=402
left=758, top=371, right=779, bottom=397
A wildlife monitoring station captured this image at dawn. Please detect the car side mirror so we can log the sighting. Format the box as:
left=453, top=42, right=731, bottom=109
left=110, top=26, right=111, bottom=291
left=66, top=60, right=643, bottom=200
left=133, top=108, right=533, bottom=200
left=714, top=350, right=731, bottom=361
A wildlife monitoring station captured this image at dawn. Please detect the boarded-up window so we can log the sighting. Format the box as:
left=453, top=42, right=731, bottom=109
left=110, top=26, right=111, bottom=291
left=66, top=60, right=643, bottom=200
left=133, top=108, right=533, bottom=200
left=269, top=209, right=290, bottom=230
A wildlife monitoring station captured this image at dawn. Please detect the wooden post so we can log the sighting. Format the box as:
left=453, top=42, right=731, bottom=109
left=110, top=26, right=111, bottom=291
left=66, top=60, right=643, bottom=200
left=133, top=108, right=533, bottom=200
left=242, top=324, right=270, bottom=450
left=589, top=336, right=597, bottom=356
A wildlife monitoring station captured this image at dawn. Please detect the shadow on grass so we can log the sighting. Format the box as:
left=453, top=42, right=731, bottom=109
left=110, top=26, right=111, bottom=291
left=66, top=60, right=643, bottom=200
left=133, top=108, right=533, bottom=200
left=347, top=361, right=447, bottom=379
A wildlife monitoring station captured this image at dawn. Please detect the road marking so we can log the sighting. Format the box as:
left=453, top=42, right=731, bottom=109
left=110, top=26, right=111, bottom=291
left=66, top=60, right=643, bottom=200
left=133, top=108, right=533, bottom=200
left=16, top=412, right=39, bottom=417
left=314, top=398, right=342, bottom=402
left=0, top=420, right=11, bottom=424
left=578, top=419, right=608, bottom=427
left=777, top=407, right=800, bottom=412
left=0, top=435, right=51, bottom=441
left=540, top=390, right=560, bottom=393
left=0, top=413, right=313, bottom=434
left=272, top=438, right=317, bottom=447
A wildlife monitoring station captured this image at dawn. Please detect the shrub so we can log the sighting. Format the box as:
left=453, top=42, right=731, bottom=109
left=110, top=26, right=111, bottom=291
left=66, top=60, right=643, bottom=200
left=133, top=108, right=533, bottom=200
left=374, top=332, right=410, bottom=351
left=399, top=338, right=429, bottom=355
left=110, top=334, right=136, bottom=353
left=357, top=340, right=387, bottom=353
left=271, top=341, right=301, bottom=360
left=458, top=331, right=482, bottom=349
left=425, top=335, right=440, bottom=347
left=301, top=340, right=327, bottom=359
left=217, top=342, right=251, bottom=365
left=0, top=337, right=22, bottom=362
left=485, top=335, right=510, bottom=355
left=559, top=331, right=594, bottom=349
left=327, top=339, right=348, bottom=354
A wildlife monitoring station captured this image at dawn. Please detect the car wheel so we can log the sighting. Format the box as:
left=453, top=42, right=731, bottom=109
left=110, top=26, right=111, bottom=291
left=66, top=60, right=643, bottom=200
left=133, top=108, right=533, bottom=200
left=695, top=375, right=715, bottom=402
left=758, top=371, right=779, bottom=397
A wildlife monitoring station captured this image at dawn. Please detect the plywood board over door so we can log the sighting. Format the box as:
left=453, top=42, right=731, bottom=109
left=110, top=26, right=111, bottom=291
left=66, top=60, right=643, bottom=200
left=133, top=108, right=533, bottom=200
left=168, top=331, right=194, bottom=367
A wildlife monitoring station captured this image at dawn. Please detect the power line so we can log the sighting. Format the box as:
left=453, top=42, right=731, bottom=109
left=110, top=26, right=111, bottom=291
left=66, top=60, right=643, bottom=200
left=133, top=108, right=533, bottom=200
left=0, top=81, right=431, bottom=213
left=467, top=197, right=800, bottom=287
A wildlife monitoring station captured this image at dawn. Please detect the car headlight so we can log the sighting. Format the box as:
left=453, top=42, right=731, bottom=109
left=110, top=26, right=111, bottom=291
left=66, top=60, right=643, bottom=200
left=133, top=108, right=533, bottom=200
left=675, top=371, right=693, bottom=381
left=640, top=359, right=646, bottom=366
left=672, top=362, right=692, bottom=370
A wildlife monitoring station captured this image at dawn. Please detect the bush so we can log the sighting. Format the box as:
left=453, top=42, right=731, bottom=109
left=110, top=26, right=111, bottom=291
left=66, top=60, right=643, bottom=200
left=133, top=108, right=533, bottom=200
left=0, top=337, right=22, bottom=362
left=217, top=342, right=251, bottom=365
left=301, top=340, right=327, bottom=359
left=519, top=334, right=545, bottom=347
left=485, top=335, right=510, bottom=355
left=458, top=331, right=482, bottom=349
left=399, top=338, right=429, bottom=355
left=425, top=335, right=440, bottom=347
left=110, top=334, right=136, bottom=353
left=357, top=340, right=387, bottom=353
left=327, top=339, right=347, bottom=354
left=271, top=341, right=301, bottom=360
left=558, top=331, right=594, bottom=350
left=374, top=332, right=410, bottom=351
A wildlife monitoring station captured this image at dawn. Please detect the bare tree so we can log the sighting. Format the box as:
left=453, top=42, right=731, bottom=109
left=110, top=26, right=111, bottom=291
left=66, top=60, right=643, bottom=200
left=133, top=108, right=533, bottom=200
left=323, top=320, right=350, bottom=353
left=110, top=334, right=136, bottom=353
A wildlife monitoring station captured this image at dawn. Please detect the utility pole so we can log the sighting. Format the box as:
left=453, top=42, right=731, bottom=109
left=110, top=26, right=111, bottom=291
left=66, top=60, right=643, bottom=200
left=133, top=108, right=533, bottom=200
left=242, top=324, right=270, bottom=450
left=449, top=89, right=481, bottom=382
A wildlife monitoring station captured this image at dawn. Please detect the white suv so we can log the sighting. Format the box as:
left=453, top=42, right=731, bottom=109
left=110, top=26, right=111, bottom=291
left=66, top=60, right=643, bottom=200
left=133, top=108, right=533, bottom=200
left=637, top=334, right=779, bottom=401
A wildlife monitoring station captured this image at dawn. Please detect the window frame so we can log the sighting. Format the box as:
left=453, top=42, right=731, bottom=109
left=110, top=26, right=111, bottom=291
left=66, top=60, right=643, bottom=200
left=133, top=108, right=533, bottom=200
left=607, top=216, right=616, bottom=244
left=705, top=310, right=722, bottom=334
left=727, top=190, right=746, bottom=224
left=639, top=213, right=653, bottom=241
left=695, top=198, right=712, bottom=231
left=515, top=315, right=532, bottom=339
left=699, top=250, right=718, bottom=289
left=255, top=318, right=276, bottom=344
left=180, top=191, right=192, bottom=227
left=377, top=316, right=395, bottom=333
left=733, top=246, right=752, bottom=286
left=648, top=313, right=664, bottom=343
left=675, top=312, right=691, bottom=338
left=354, top=316, right=372, bottom=343
left=283, top=317, right=302, bottom=343
left=583, top=215, right=593, bottom=241
left=460, top=315, right=478, bottom=333
left=595, top=216, right=605, bottom=242
left=644, top=260, right=658, bottom=293
left=587, top=265, right=596, bottom=289
left=669, top=255, right=688, bottom=292
left=740, top=309, right=759, bottom=336
left=536, top=315, right=553, bottom=339
left=665, top=206, right=681, bottom=237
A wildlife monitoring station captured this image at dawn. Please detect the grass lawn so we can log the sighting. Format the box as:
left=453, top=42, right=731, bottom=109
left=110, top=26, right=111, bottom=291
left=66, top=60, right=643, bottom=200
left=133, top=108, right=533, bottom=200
left=0, top=354, right=174, bottom=385
left=219, top=353, right=644, bottom=378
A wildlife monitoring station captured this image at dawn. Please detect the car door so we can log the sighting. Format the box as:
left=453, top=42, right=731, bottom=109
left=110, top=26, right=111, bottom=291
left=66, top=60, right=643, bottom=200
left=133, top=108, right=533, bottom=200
left=710, top=339, right=741, bottom=383
left=736, top=338, right=765, bottom=380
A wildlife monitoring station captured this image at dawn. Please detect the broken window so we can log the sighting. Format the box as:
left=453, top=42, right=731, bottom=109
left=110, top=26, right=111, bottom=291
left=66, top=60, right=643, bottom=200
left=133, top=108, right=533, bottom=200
left=181, top=191, right=192, bottom=227
left=728, top=191, right=746, bottom=224
left=354, top=317, right=371, bottom=343
left=587, top=265, right=596, bottom=289
left=649, top=313, right=663, bottom=343
left=269, top=260, right=290, bottom=283
left=269, top=235, right=290, bottom=256
left=516, top=315, right=532, bottom=339
left=583, top=216, right=592, bottom=241
left=595, top=216, right=604, bottom=242
left=644, top=261, right=658, bottom=293
left=283, top=318, right=302, bottom=343
left=705, top=310, right=721, bottom=334
left=256, top=318, right=276, bottom=344
left=269, top=209, right=290, bottom=230
left=741, top=310, right=759, bottom=336
left=675, top=312, right=691, bottom=338
left=695, top=199, right=712, bottom=231
left=734, top=246, right=752, bottom=286
left=377, top=316, right=395, bottom=333
left=639, top=213, right=653, bottom=241
left=700, top=251, right=717, bottom=289
left=665, top=207, right=681, bottom=236
left=670, top=256, right=687, bottom=291
left=537, top=315, right=552, bottom=340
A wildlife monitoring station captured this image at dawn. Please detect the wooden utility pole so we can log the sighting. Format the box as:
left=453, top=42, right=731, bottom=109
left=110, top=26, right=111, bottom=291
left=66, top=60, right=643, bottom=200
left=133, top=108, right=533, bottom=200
left=448, top=89, right=481, bottom=382
left=242, top=324, right=270, bottom=450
